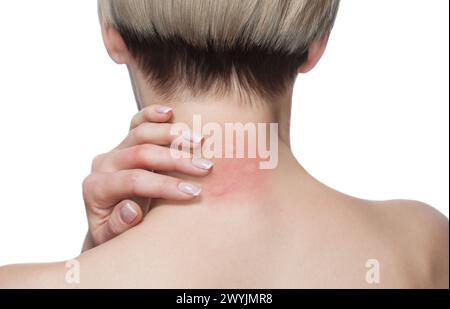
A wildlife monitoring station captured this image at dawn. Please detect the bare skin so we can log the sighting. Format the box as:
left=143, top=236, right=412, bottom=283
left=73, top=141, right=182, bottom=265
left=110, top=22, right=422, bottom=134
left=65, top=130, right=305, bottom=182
left=70, top=138, right=450, bottom=289
left=0, top=99, right=448, bottom=288
left=0, top=21, right=448, bottom=289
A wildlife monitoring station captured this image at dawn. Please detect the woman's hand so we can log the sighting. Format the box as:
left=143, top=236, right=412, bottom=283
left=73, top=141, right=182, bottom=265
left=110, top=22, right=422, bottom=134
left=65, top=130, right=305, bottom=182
left=81, top=105, right=212, bottom=251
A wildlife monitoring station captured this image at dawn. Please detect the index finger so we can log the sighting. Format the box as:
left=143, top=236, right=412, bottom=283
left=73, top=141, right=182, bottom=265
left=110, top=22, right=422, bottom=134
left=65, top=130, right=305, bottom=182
left=130, top=105, right=173, bottom=130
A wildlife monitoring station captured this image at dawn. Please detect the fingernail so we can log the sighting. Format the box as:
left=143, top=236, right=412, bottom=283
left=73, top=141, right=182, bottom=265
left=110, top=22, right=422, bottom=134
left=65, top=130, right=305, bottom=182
left=178, top=182, right=202, bottom=196
left=191, top=158, right=214, bottom=170
left=120, top=203, right=138, bottom=224
left=182, top=131, right=203, bottom=144
left=155, top=106, right=173, bottom=114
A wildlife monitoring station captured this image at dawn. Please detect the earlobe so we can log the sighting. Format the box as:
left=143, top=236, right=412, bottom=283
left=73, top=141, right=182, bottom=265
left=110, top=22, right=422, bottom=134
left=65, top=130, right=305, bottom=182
left=298, top=32, right=330, bottom=73
left=101, top=21, right=130, bottom=65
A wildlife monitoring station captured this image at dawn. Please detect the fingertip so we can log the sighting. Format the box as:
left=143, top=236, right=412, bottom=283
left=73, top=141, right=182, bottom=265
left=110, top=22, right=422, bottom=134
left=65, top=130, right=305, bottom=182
left=191, top=158, right=214, bottom=171
left=178, top=182, right=202, bottom=197
left=191, top=168, right=213, bottom=178
left=155, top=105, right=173, bottom=115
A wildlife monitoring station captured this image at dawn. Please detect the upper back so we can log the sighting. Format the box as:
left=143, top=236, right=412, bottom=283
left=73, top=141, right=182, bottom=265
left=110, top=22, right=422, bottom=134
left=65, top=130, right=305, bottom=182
left=67, top=192, right=449, bottom=288
left=1, top=184, right=447, bottom=288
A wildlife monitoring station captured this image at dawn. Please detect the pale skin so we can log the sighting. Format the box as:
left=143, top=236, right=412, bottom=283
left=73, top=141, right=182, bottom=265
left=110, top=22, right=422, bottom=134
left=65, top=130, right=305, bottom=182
left=0, top=22, right=448, bottom=288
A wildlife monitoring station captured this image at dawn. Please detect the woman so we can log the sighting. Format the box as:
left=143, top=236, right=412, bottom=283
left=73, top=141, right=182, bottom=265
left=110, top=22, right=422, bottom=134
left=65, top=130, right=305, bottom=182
left=0, top=0, right=448, bottom=288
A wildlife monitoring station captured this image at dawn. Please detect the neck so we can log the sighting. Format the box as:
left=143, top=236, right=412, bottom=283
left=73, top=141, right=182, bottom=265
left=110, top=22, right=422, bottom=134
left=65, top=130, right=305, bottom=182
left=130, top=69, right=307, bottom=205
left=129, top=64, right=293, bottom=144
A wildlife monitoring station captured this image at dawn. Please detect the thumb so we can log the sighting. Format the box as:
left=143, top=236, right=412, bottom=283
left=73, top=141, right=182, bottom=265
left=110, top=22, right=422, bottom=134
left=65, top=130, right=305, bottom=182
left=104, top=200, right=143, bottom=241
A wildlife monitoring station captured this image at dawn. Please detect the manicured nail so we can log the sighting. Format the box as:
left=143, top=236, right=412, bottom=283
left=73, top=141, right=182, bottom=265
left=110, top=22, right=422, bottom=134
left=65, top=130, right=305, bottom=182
left=155, top=106, right=173, bottom=114
left=191, top=158, right=214, bottom=170
left=120, top=203, right=138, bottom=224
left=178, top=182, right=202, bottom=196
left=182, top=131, right=203, bottom=144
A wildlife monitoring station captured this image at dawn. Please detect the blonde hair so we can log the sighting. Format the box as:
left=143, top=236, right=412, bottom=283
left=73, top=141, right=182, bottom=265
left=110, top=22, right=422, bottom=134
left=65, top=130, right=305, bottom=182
left=98, top=0, right=339, bottom=100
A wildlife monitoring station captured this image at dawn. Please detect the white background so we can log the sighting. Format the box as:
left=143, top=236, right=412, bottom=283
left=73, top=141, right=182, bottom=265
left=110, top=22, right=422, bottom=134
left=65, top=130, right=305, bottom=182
left=0, top=0, right=448, bottom=266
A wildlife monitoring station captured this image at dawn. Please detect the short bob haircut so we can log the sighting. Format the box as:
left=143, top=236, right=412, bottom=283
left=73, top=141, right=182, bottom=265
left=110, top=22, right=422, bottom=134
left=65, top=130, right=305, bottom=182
left=98, top=0, right=339, bottom=101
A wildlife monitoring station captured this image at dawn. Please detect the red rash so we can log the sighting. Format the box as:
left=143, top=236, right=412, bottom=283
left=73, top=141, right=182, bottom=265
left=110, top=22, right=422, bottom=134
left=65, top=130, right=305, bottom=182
left=202, top=157, right=271, bottom=202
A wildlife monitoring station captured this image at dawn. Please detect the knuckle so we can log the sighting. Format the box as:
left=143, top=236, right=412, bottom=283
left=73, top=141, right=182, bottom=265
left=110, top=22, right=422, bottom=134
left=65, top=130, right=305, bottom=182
left=125, top=170, right=144, bottom=194
left=91, top=154, right=105, bottom=171
left=148, top=145, right=174, bottom=169
left=131, top=123, right=151, bottom=142
left=147, top=143, right=164, bottom=158
left=126, top=144, right=155, bottom=165
left=137, top=143, right=156, bottom=156
left=129, top=126, right=141, bottom=142
left=130, top=109, right=147, bottom=128
left=130, top=114, right=140, bottom=128
left=82, top=174, right=97, bottom=200
left=160, top=123, right=173, bottom=143
left=82, top=174, right=94, bottom=192
left=155, top=175, right=172, bottom=194
left=162, top=151, right=176, bottom=170
left=151, top=180, right=165, bottom=196
left=83, top=173, right=108, bottom=206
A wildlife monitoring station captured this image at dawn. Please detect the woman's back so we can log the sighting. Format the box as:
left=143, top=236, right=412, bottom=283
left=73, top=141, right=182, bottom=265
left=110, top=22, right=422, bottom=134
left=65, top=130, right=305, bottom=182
left=5, top=147, right=445, bottom=288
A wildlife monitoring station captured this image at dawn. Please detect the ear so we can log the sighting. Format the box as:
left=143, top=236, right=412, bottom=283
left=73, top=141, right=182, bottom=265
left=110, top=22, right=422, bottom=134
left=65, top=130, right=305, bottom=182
left=100, top=21, right=130, bottom=64
left=298, top=32, right=330, bottom=73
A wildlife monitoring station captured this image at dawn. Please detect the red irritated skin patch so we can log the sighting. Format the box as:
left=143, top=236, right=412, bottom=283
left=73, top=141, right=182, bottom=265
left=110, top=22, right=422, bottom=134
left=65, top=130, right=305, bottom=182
left=201, top=157, right=272, bottom=204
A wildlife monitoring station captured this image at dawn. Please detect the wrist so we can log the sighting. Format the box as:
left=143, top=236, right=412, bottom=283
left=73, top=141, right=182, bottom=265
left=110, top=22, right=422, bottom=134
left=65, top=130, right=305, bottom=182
left=81, top=231, right=96, bottom=252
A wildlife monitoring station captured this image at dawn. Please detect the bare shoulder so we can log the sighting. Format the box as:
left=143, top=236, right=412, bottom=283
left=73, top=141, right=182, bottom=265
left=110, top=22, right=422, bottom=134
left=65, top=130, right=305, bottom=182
left=369, top=199, right=449, bottom=288
left=0, top=262, right=69, bottom=288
